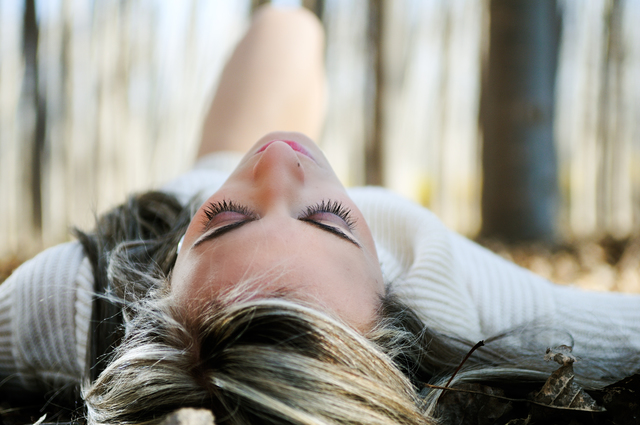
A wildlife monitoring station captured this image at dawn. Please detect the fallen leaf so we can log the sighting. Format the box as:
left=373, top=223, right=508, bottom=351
left=159, top=408, right=215, bottom=425
left=435, top=383, right=515, bottom=425
left=32, top=414, right=47, bottom=425
left=591, top=374, right=640, bottom=425
left=534, top=346, right=605, bottom=412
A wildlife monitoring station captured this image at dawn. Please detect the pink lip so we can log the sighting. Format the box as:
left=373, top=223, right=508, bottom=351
left=256, top=140, right=315, bottom=161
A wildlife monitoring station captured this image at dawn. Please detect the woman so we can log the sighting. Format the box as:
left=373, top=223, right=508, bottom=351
left=1, top=6, right=639, bottom=424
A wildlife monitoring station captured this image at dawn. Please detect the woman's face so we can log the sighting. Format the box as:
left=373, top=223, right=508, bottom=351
left=171, top=132, right=385, bottom=331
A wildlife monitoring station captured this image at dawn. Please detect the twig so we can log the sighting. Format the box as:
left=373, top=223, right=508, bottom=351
left=425, top=384, right=606, bottom=412
left=0, top=406, right=41, bottom=415
left=436, top=340, right=484, bottom=404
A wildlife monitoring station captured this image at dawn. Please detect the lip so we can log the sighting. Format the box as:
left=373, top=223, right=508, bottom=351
left=256, top=140, right=316, bottom=162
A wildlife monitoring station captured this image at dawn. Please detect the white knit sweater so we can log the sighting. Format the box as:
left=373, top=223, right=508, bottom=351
left=1, top=152, right=639, bottom=392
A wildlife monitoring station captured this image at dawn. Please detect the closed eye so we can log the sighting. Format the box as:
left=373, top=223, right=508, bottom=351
left=193, top=199, right=360, bottom=249
left=202, top=200, right=256, bottom=230
left=193, top=220, right=252, bottom=247
left=194, top=219, right=361, bottom=249
left=193, top=200, right=256, bottom=247
left=302, top=200, right=356, bottom=230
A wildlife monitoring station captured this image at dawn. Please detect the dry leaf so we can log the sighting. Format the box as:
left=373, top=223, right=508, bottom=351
left=591, top=374, right=640, bottom=425
left=505, top=415, right=531, bottom=425
left=534, top=346, right=605, bottom=412
left=435, top=383, right=514, bottom=425
left=159, top=408, right=215, bottom=425
left=32, top=414, right=47, bottom=425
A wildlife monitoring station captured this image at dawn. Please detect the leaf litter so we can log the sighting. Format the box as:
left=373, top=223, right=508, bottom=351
left=432, top=344, right=639, bottom=425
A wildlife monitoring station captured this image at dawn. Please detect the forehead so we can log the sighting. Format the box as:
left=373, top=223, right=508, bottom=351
left=172, top=218, right=382, bottom=330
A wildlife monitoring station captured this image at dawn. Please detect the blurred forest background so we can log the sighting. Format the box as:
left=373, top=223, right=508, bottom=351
left=1, top=0, right=640, bottom=292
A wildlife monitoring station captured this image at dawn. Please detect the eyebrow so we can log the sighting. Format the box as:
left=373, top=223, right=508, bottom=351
left=193, top=218, right=361, bottom=249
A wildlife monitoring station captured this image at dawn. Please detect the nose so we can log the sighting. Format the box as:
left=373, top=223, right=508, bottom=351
left=252, top=141, right=305, bottom=206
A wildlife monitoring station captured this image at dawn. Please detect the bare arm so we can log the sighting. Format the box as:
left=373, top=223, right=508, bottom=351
left=197, top=6, right=326, bottom=158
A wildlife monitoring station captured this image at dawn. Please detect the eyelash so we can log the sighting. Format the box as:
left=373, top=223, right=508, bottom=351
left=303, top=200, right=356, bottom=230
left=202, top=199, right=355, bottom=229
left=202, top=200, right=254, bottom=226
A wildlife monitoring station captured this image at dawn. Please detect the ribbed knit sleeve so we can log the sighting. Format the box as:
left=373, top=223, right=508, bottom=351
left=0, top=242, right=92, bottom=392
left=349, top=187, right=640, bottom=365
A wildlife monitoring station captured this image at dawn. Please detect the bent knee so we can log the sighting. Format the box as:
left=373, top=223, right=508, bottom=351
left=252, top=5, right=325, bottom=48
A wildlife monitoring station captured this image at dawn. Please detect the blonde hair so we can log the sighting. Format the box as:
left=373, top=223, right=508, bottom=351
left=83, top=291, right=433, bottom=425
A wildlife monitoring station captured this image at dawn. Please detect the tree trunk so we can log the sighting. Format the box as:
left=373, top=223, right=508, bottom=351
left=481, top=0, right=560, bottom=242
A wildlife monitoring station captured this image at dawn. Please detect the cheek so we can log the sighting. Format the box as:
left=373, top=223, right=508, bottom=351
left=171, top=240, right=271, bottom=303
left=294, top=250, right=382, bottom=328
left=349, top=211, right=383, bottom=283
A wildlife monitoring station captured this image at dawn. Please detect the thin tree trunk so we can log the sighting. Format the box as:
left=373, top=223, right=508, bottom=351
left=481, top=0, right=560, bottom=242
left=303, top=0, right=324, bottom=19
left=22, top=0, right=45, bottom=235
left=366, top=0, right=384, bottom=186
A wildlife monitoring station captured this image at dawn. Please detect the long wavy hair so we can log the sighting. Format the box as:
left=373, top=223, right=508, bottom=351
left=77, top=191, right=635, bottom=425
